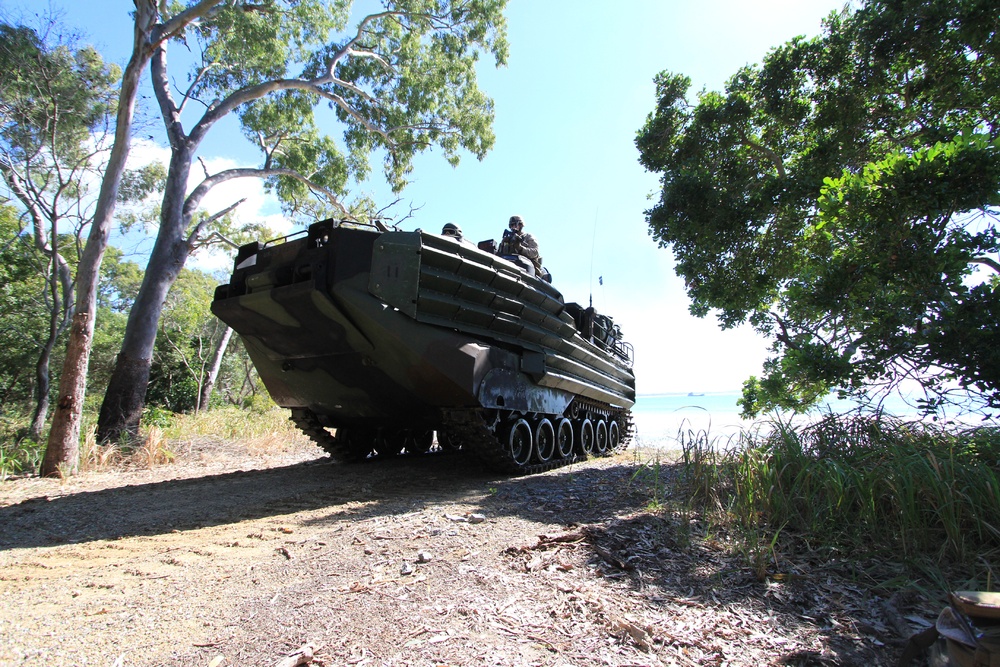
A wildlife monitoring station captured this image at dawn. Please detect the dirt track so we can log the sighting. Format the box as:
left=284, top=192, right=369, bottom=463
left=0, top=438, right=926, bottom=666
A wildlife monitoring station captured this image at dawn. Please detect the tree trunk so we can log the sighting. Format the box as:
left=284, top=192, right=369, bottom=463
left=96, top=146, right=194, bottom=441
left=41, top=0, right=156, bottom=476
left=28, top=342, right=53, bottom=441
left=30, top=248, right=75, bottom=441
left=41, top=311, right=91, bottom=476
left=198, top=326, right=233, bottom=412
left=99, top=351, right=156, bottom=438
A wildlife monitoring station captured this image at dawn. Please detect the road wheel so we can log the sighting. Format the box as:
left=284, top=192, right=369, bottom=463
left=555, top=418, right=574, bottom=459
left=534, top=418, right=555, bottom=463
left=407, top=429, right=433, bottom=454
left=506, top=418, right=533, bottom=466
left=576, top=418, right=594, bottom=456
left=594, top=419, right=608, bottom=455
left=608, top=420, right=621, bottom=452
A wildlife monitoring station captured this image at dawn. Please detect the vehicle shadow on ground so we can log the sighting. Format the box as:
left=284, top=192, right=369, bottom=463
left=0, top=453, right=653, bottom=552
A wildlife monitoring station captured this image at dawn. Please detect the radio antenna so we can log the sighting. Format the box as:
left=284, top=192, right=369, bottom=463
left=589, top=208, right=598, bottom=308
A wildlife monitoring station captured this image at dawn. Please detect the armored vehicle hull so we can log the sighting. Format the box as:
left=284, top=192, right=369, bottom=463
left=211, top=219, right=636, bottom=474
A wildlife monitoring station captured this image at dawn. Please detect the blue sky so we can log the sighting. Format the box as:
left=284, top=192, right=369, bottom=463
left=16, top=0, right=848, bottom=395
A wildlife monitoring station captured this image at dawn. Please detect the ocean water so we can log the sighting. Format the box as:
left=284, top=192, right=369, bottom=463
left=627, top=391, right=930, bottom=449
left=629, top=393, right=750, bottom=449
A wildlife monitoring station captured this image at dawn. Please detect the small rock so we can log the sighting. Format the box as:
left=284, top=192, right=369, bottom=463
left=400, top=561, right=414, bottom=576
left=416, top=551, right=433, bottom=564
left=467, top=513, right=486, bottom=524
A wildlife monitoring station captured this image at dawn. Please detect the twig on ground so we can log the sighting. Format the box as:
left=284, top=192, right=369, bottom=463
left=274, top=642, right=316, bottom=667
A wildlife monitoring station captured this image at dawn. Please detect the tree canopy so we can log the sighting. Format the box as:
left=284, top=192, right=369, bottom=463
left=157, top=0, right=509, bottom=219
left=636, top=0, right=1000, bottom=416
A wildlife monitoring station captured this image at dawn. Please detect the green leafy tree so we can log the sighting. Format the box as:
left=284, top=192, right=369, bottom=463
left=88, top=246, right=144, bottom=402
left=0, top=22, right=120, bottom=440
left=636, top=0, right=1000, bottom=417
left=0, top=205, right=49, bottom=412
left=97, top=0, right=510, bottom=442
left=145, top=267, right=229, bottom=413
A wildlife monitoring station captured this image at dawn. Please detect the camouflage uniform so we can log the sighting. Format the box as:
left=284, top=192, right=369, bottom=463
left=498, top=215, right=543, bottom=274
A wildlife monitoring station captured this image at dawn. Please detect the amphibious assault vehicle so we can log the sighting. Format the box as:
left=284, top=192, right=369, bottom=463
left=211, top=218, right=636, bottom=474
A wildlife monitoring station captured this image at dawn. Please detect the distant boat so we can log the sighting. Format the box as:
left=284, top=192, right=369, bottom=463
left=687, top=392, right=705, bottom=397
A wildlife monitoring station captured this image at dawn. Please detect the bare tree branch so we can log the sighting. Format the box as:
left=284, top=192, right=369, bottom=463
left=185, top=167, right=348, bottom=218
left=971, top=256, right=1000, bottom=273
left=739, top=135, right=787, bottom=179
left=152, top=0, right=224, bottom=46
left=185, top=197, right=246, bottom=248
left=193, top=230, right=241, bottom=250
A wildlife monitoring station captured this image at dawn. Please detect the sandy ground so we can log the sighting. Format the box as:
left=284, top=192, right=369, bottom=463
left=0, top=436, right=938, bottom=666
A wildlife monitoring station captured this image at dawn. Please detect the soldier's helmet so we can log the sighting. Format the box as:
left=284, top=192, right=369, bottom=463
left=442, top=222, right=462, bottom=239
left=508, top=215, right=524, bottom=229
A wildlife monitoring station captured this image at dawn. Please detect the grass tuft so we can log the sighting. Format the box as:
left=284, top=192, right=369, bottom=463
left=80, top=426, right=122, bottom=472
left=137, top=425, right=174, bottom=467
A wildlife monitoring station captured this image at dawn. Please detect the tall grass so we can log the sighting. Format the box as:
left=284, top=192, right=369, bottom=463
left=679, top=413, right=1000, bottom=574
left=163, top=405, right=304, bottom=441
left=162, top=404, right=311, bottom=458
left=0, top=416, right=43, bottom=480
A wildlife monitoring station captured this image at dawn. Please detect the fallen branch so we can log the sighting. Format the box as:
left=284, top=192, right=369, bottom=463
left=538, top=530, right=588, bottom=544
left=594, top=545, right=633, bottom=571
left=507, top=529, right=588, bottom=554
left=274, top=642, right=316, bottom=667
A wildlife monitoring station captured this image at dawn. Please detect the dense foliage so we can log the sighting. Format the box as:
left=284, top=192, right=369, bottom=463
left=0, top=238, right=263, bottom=475
left=0, top=205, right=48, bottom=410
left=636, top=0, right=1000, bottom=416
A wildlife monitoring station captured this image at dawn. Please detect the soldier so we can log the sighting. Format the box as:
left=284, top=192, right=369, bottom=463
left=498, top=214, right=543, bottom=275
left=441, top=222, right=473, bottom=246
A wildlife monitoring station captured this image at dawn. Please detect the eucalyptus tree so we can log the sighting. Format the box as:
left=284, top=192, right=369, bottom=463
left=96, top=0, right=509, bottom=442
left=0, top=23, right=120, bottom=440
left=45, top=0, right=211, bottom=476
left=636, top=0, right=1000, bottom=417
